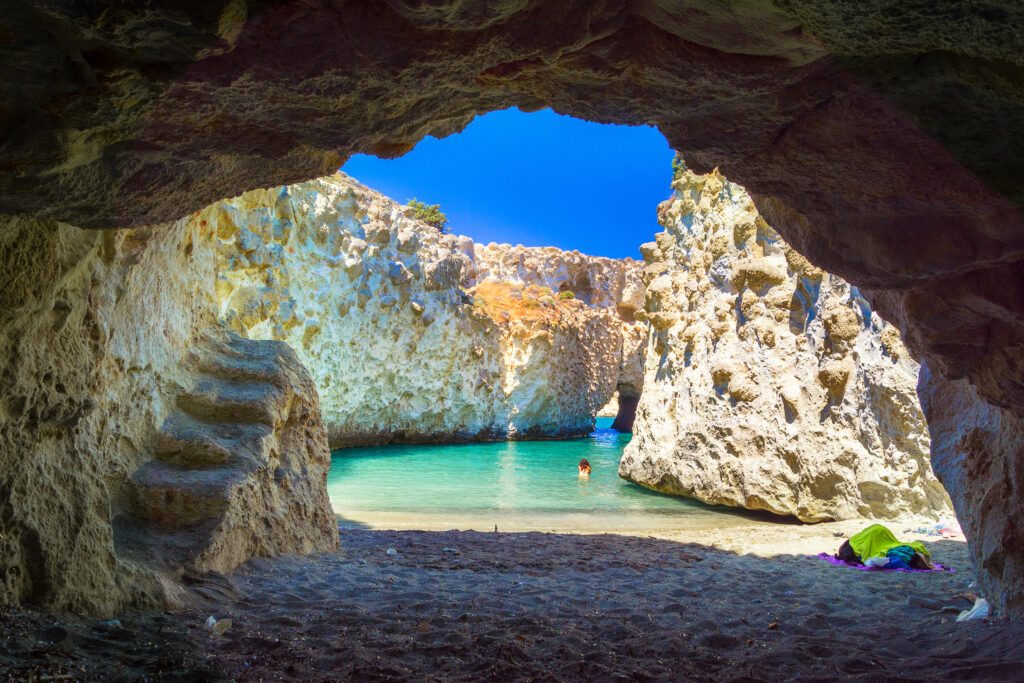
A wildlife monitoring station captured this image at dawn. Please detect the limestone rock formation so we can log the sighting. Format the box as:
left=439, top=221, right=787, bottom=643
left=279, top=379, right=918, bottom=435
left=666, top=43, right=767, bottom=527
left=207, top=173, right=637, bottom=446
left=117, top=332, right=337, bottom=583
left=465, top=244, right=644, bottom=313
left=0, top=213, right=337, bottom=614
left=4, top=0, right=1024, bottom=615
left=919, top=366, right=1024, bottom=619
left=465, top=243, right=648, bottom=431
left=620, top=169, right=952, bottom=523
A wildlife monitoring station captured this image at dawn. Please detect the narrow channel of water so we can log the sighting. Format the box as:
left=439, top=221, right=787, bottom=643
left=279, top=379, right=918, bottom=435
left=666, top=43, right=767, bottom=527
left=327, top=418, right=772, bottom=532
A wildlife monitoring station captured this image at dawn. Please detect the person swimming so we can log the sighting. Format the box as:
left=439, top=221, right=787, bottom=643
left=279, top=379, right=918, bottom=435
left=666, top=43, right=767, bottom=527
left=578, top=458, right=592, bottom=477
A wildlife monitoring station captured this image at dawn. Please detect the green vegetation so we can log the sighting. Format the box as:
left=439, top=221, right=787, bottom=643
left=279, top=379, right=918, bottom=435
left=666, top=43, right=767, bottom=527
left=671, top=153, right=687, bottom=179
left=557, top=290, right=575, bottom=300
left=407, top=198, right=449, bottom=232
left=522, top=298, right=541, bottom=309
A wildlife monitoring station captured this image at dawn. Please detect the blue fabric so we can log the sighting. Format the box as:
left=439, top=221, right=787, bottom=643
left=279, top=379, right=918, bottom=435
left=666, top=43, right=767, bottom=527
left=885, top=545, right=916, bottom=570
left=886, top=545, right=916, bottom=564
left=885, top=556, right=913, bottom=570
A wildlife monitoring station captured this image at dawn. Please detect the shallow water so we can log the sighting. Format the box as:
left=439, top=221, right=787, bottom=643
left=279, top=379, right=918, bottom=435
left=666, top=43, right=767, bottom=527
left=328, top=418, right=772, bottom=532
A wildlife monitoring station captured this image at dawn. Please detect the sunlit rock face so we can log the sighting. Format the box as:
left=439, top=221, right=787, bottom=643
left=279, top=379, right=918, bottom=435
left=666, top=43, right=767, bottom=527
left=620, top=168, right=952, bottom=523
left=207, top=173, right=636, bottom=446
left=0, top=215, right=337, bottom=614
left=465, top=245, right=644, bottom=312
left=465, top=243, right=648, bottom=431
left=3, top=0, right=1024, bottom=615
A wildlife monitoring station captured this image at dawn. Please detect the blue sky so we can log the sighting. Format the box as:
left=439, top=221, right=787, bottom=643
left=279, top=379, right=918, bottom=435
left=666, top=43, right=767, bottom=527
left=341, top=108, right=675, bottom=259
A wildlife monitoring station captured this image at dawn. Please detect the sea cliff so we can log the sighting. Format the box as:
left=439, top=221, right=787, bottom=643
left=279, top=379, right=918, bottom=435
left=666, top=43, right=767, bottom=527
left=620, top=167, right=952, bottom=522
left=208, top=173, right=643, bottom=447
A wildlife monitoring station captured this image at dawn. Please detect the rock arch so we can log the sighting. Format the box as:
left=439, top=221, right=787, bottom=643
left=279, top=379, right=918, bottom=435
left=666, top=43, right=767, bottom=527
left=2, top=1, right=1023, bottom=615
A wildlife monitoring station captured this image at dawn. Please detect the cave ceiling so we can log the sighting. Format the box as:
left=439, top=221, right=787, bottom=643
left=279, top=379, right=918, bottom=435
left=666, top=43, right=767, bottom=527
left=2, top=0, right=1024, bottom=416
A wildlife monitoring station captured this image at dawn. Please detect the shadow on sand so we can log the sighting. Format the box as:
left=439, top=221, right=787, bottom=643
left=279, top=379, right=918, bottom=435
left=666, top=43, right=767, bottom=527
left=174, top=528, right=1024, bottom=682
left=3, top=529, right=1020, bottom=681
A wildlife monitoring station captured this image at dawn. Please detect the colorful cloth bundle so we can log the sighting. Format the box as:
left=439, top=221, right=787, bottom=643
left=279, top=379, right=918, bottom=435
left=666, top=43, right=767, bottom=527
left=821, top=523, right=951, bottom=572
left=849, top=524, right=929, bottom=562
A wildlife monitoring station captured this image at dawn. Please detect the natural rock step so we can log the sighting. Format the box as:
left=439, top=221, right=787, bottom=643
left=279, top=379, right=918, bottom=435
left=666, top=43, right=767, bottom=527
left=195, top=336, right=293, bottom=387
left=154, top=412, right=274, bottom=467
left=176, top=377, right=286, bottom=426
left=132, top=461, right=252, bottom=529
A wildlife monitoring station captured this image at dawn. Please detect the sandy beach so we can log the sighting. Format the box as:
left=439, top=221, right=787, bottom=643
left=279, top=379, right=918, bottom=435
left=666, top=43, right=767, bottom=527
left=169, top=518, right=1024, bottom=682
left=5, top=517, right=1023, bottom=681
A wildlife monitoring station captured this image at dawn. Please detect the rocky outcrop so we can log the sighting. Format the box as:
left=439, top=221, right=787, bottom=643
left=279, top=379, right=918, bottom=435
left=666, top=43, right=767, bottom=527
left=465, top=243, right=648, bottom=431
left=116, top=332, right=337, bottom=585
left=4, top=0, right=1024, bottom=615
left=465, top=244, right=645, bottom=313
left=0, top=214, right=337, bottom=614
left=919, top=366, right=1024, bottom=619
left=208, top=173, right=634, bottom=446
left=620, top=168, right=951, bottom=523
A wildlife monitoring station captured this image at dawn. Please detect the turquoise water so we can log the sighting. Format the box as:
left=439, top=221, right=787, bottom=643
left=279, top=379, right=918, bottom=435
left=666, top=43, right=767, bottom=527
left=328, top=418, right=766, bottom=532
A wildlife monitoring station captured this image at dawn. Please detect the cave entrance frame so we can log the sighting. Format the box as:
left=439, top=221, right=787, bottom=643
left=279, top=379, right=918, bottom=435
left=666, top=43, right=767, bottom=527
left=6, top=0, right=1024, bottom=616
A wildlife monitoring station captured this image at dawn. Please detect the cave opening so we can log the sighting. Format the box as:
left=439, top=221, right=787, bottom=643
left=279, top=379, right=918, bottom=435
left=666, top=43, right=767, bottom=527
left=341, top=107, right=673, bottom=260
left=4, top=9, right=1024, bottom=677
left=336, top=106, right=672, bottom=435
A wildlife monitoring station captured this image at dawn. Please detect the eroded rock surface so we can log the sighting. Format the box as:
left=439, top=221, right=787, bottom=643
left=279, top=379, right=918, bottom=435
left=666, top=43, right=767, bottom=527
left=117, top=332, right=338, bottom=587
left=465, top=242, right=648, bottom=431
left=620, top=168, right=951, bottom=522
left=0, top=214, right=337, bottom=614
left=207, top=173, right=639, bottom=446
left=920, top=366, right=1024, bottom=619
left=3, top=0, right=1024, bottom=615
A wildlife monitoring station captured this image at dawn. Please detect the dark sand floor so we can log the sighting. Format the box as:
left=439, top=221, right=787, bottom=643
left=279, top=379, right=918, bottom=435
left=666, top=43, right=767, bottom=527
left=0, top=605, right=223, bottom=681
left=176, top=528, right=1024, bottom=682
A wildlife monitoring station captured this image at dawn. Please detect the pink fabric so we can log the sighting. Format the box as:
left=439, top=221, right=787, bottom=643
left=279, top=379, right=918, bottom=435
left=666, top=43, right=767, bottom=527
left=810, top=552, right=954, bottom=573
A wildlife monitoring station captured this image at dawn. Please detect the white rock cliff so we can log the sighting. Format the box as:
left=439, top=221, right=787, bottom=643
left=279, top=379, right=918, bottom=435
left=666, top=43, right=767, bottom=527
left=206, top=173, right=643, bottom=447
left=619, top=168, right=952, bottom=522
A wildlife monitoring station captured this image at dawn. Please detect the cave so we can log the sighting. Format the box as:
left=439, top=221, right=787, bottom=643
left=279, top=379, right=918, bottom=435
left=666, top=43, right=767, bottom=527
left=2, top=0, right=1024, bottom=669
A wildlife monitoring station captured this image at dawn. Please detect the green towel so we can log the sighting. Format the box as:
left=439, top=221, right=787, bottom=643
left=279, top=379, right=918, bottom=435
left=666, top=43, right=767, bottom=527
left=849, top=524, right=929, bottom=561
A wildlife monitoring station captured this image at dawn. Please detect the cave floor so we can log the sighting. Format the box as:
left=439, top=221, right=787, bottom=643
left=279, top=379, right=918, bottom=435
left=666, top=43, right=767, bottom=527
left=5, top=524, right=1024, bottom=682
left=0, top=605, right=223, bottom=681
left=184, top=526, right=1023, bottom=682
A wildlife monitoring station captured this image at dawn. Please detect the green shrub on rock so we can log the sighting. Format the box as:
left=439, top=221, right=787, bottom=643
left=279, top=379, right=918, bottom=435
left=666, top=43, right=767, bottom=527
left=407, top=198, right=449, bottom=232
left=671, top=153, right=687, bottom=179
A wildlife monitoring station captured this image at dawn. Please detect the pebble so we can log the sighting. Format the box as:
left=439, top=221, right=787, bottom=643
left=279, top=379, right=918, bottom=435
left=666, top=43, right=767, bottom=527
left=204, top=616, right=233, bottom=635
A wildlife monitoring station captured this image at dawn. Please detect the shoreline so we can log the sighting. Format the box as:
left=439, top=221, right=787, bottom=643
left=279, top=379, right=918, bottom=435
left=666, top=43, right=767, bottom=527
left=334, top=509, right=956, bottom=546
left=333, top=506, right=797, bottom=534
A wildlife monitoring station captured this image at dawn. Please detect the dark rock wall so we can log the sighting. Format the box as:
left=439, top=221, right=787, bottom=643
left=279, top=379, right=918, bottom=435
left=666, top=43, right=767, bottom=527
left=920, top=364, right=1024, bottom=619
left=610, top=394, right=639, bottom=434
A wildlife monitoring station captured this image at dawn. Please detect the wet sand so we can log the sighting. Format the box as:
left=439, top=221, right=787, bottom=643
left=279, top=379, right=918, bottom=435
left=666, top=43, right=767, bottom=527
left=179, top=520, right=1024, bottom=682
left=336, top=504, right=784, bottom=534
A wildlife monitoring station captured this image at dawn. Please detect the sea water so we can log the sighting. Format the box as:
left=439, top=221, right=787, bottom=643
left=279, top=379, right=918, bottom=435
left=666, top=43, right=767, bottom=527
left=327, top=418, right=768, bottom=532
